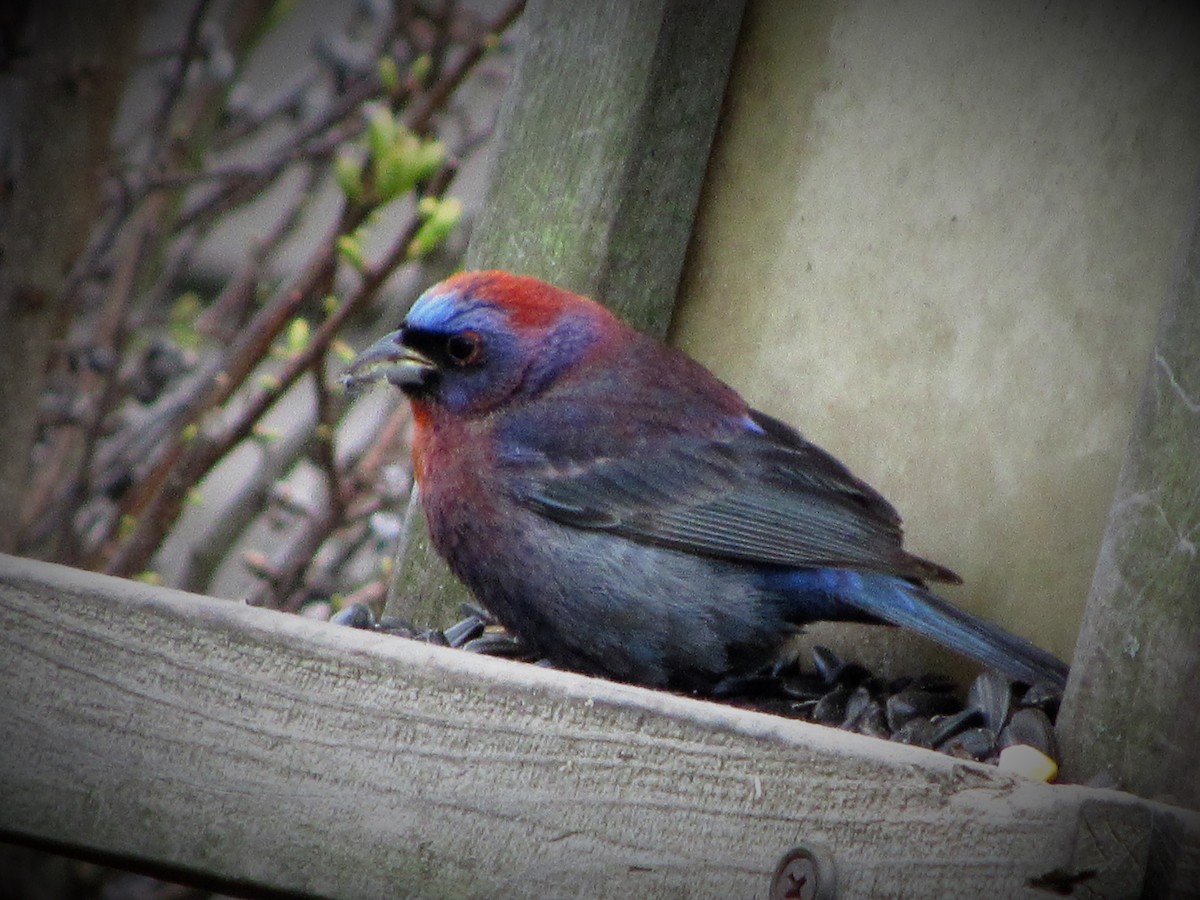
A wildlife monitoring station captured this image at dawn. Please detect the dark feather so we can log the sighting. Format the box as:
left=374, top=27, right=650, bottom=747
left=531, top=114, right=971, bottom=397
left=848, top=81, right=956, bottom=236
left=505, top=406, right=960, bottom=584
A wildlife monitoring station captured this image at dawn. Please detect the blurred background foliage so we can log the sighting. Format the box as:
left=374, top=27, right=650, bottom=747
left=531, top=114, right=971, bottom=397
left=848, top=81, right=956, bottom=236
left=6, top=0, right=520, bottom=606
left=0, top=2, right=522, bottom=894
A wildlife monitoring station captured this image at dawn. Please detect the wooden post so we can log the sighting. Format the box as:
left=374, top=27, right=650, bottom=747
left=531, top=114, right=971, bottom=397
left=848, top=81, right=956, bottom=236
left=1057, top=190, right=1200, bottom=810
left=387, top=0, right=746, bottom=626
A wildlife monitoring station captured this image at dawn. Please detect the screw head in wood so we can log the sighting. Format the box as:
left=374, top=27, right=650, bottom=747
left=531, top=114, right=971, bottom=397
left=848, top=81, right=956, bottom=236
left=770, top=844, right=837, bottom=900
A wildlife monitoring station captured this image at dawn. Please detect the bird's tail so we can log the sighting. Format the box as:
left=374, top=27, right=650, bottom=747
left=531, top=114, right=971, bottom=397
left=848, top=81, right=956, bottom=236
left=783, top=569, right=1069, bottom=689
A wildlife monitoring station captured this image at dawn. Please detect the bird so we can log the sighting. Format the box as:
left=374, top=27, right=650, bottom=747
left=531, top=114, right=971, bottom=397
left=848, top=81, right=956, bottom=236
left=345, top=270, right=1068, bottom=693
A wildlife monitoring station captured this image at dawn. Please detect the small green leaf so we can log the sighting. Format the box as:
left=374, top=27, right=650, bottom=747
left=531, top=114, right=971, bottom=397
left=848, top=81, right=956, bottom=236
left=286, top=317, right=310, bottom=354
left=408, top=196, right=463, bottom=259
left=408, top=53, right=431, bottom=86
left=263, top=0, right=298, bottom=32
left=409, top=137, right=446, bottom=183
left=337, top=234, right=367, bottom=272
left=372, top=146, right=413, bottom=204
left=334, top=153, right=364, bottom=202
left=251, top=423, right=282, bottom=443
left=377, top=55, right=400, bottom=93
left=365, top=104, right=396, bottom=164
left=369, top=121, right=446, bottom=204
left=170, top=292, right=203, bottom=350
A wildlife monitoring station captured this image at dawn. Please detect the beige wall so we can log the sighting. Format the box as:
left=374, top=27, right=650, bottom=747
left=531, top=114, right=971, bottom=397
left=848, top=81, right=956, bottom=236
left=672, top=1, right=1200, bottom=676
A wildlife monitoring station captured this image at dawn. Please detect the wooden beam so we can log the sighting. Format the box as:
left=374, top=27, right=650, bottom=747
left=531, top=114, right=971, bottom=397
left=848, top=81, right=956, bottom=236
left=2, top=554, right=1196, bottom=898
left=467, top=0, right=745, bottom=335
left=1057, top=187, right=1200, bottom=810
left=388, top=0, right=746, bottom=627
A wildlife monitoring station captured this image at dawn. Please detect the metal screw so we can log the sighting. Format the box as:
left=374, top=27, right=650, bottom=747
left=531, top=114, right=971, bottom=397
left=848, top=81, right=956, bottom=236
left=770, top=844, right=837, bottom=900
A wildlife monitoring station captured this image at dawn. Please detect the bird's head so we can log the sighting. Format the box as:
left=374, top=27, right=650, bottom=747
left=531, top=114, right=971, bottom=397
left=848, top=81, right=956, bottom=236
left=344, top=271, right=618, bottom=415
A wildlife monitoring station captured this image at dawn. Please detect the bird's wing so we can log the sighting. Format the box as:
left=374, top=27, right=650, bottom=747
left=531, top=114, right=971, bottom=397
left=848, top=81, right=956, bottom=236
left=504, top=408, right=959, bottom=583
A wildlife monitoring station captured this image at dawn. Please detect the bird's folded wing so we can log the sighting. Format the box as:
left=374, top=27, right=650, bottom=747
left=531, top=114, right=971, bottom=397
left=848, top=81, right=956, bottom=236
left=505, top=409, right=958, bottom=583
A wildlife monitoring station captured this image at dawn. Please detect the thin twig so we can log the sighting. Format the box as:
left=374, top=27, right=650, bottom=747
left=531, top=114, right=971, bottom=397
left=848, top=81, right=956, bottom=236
left=175, top=74, right=382, bottom=231
left=20, top=1, right=282, bottom=552
left=405, top=0, right=525, bottom=132
left=30, top=0, right=522, bottom=585
left=18, top=4, right=214, bottom=543
left=312, top=349, right=346, bottom=524
left=196, top=162, right=321, bottom=340
left=175, top=415, right=315, bottom=594
left=103, top=160, right=453, bottom=577
left=213, top=71, right=319, bottom=150
left=143, top=0, right=214, bottom=167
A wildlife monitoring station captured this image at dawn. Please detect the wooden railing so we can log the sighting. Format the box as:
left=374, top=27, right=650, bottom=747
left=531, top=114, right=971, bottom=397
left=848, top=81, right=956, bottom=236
left=1, top=554, right=1196, bottom=898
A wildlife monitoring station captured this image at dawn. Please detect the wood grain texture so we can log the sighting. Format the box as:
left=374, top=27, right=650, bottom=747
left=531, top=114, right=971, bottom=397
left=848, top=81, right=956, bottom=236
left=388, top=0, right=746, bottom=628
left=3, top=554, right=1196, bottom=898
left=467, top=0, right=745, bottom=335
left=1058, top=186, right=1200, bottom=812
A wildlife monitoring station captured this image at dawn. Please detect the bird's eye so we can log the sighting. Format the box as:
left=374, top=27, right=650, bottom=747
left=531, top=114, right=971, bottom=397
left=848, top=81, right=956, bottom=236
left=445, top=331, right=482, bottom=366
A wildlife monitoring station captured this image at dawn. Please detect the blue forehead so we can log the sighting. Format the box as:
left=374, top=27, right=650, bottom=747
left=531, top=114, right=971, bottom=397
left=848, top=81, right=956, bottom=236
left=404, top=287, right=498, bottom=333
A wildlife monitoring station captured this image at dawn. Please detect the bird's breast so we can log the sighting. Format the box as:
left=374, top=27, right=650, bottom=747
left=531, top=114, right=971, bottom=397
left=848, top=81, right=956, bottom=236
left=408, top=404, right=507, bottom=557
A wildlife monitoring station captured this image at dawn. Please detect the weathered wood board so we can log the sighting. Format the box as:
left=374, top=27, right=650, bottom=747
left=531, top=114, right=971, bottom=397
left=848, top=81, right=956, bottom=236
left=1057, top=180, right=1200, bottom=810
left=0, top=554, right=1195, bottom=898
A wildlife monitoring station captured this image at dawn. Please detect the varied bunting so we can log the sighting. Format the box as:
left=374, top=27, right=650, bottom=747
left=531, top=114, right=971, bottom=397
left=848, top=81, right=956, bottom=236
left=345, top=271, right=1068, bottom=692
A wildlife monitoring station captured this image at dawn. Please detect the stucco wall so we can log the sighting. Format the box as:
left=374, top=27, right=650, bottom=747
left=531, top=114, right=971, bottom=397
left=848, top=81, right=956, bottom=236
left=672, top=1, right=1200, bottom=675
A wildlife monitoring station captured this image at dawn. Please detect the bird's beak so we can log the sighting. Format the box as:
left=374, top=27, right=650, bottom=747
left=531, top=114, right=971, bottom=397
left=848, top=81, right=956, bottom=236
left=342, top=330, right=436, bottom=391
